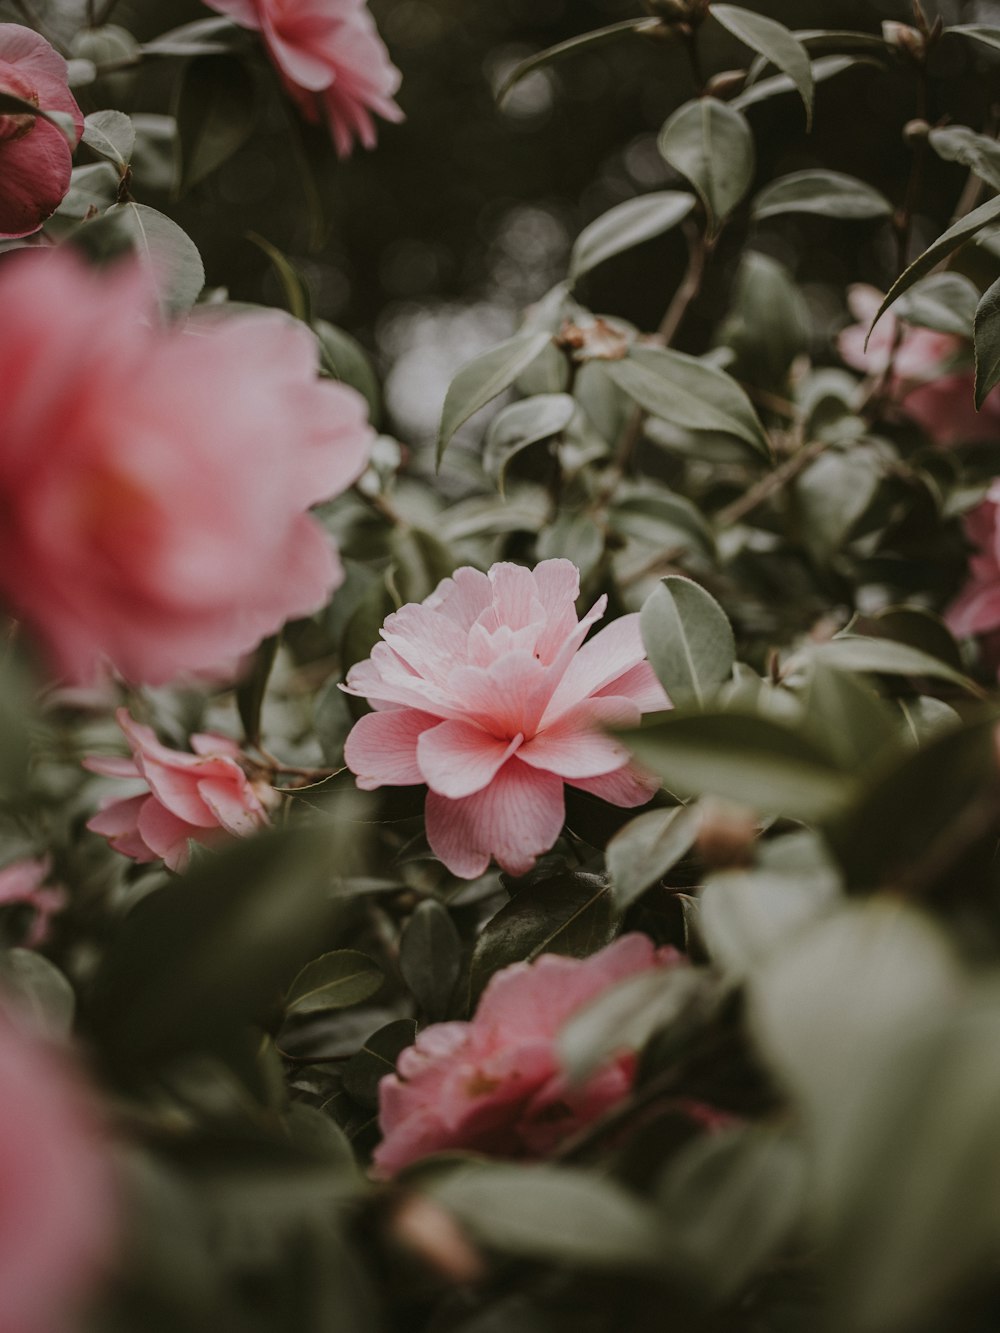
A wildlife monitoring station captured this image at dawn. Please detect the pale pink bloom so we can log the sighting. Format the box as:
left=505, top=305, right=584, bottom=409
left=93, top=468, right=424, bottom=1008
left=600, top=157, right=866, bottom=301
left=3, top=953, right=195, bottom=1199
left=206, top=0, right=403, bottom=156
left=839, top=284, right=1000, bottom=445
left=85, top=708, right=272, bottom=872
left=945, top=480, right=1000, bottom=644
left=0, top=856, right=65, bottom=948
left=343, top=559, right=670, bottom=879
left=0, top=1010, right=117, bottom=1333
left=0, top=249, right=374, bottom=685
left=374, top=934, right=681, bottom=1176
left=0, top=24, right=83, bottom=239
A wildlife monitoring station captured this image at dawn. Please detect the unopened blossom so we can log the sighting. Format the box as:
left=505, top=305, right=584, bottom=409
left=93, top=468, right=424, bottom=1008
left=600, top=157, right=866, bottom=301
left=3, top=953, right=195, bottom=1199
left=0, top=24, right=83, bottom=238
left=206, top=0, right=403, bottom=156
left=0, top=856, right=65, bottom=947
left=343, top=559, right=670, bottom=879
left=839, top=284, right=1000, bottom=445
left=85, top=708, right=273, bottom=872
left=374, top=934, right=681, bottom=1176
left=0, top=1009, right=117, bottom=1333
left=946, top=480, right=1000, bottom=647
left=0, top=250, right=374, bottom=685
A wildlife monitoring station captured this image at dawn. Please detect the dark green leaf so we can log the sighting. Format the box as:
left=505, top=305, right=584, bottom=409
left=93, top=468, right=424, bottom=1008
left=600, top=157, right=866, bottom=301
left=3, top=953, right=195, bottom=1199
left=608, top=490, right=716, bottom=558
left=569, top=191, right=695, bottom=284
left=248, top=232, right=311, bottom=323
left=798, top=661, right=900, bottom=771
left=800, top=636, right=981, bottom=696
left=895, top=272, right=980, bottom=337
left=314, top=319, right=381, bottom=425
left=236, top=634, right=278, bottom=749
left=712, top=6, right=813, bottom=126
left=399, top=899, right=462, bottom=1020
left=752, top=169, right=892, bottom=222
left=975, top=276, right=1000, bottom=408
left=733, top=54, right=879, bottom=113
left=286, top=950, right=384, bottom=1016
left=389, top=527, right=455, bottom=606
left=944, top=24, right=1000, bottom=55
left=342, top=1018, right=416, bottom=1108
left=718, top=251, right=810, bottom=386
left=606, top=804, right=702, bottom=908
left=483, top=393, right=576, bottom=495
left=438, top=332, right=553, bottom=465
left=175, top=54, right=255, bottom=193
left=928, top=124, right=1000, bottom=194
left=640, top=576, right=736, bottom=709
left=494, top=18, right=662, bottom=104
left=658, top=99, right=755, bottom=236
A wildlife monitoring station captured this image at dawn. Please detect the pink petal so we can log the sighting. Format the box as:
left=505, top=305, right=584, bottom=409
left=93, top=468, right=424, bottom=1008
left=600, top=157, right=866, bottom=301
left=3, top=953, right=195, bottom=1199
left=87, top=794, right=157, bottom=862
left=448, top=651, right=553, bottom=739
left=518, top=697, right=638, bottom=780
left=425, top=566, right=493, bottom=630
left=568, top=763, right=660, bottom=809
left=542, top=613, right=646, bottom=724
left=417, top=720, right=524, bottom=799
left=596, top=661, right=671, bottom=711
left=202, top=0, right=261, bottom=28
left=344, top=707, right=441, bottom=789
left=135, top=800, right=197, bottom=871
left=0, top=122, right=72, bottom=239
left=425, top=759, right=565, bottom=878
left=196, top=775, right=266, bottom=835
left=82, top=754, right=142, bottom=779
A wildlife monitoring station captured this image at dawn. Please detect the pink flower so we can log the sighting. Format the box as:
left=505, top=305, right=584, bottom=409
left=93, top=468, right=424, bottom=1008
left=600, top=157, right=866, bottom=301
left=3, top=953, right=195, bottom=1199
left=0, top=1011, right=116, bottom=1333
left=342, top=559, right=670, bottom=879
left=0, top=856, right=65, bottom=948
left=0, top=249, right=374, bottom=685
left=838, top=284, right=1000, bottom=445
left=374, top=934, right=681, bottom=1176
left=0, top=24, right=83, bottom=239
left=206, top=0, right=403, bottom=157
left=945, top=481, right=1000, bottom=643
left=85, top=708, right=273, bottom=872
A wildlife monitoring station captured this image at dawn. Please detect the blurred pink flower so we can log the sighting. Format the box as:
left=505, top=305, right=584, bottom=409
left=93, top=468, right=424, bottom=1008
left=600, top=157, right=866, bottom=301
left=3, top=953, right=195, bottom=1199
left=85, top=708, right=273, bottom=872
left=343, top=559, right=670, bottom=878
left=0, top=249, right=374, bottom=684
left=0, top=856, right=65, bottom=947
left=206, top=0, right=402, bottom=156
left=0, top=24, right=83, bottom=239
left=0, top=1011, right=116, bottom=1333
left=946, top=481, right=1000, bottom=644
left=374, top=934, right=681, bottom=1176
left=838, top=284, right=1000, bottom=446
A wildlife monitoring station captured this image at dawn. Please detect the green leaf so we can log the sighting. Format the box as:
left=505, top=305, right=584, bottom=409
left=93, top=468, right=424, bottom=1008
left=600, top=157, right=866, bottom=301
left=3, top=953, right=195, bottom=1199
left=718, top=251, right=810, bottom=387
left=944, top=24, right=1000, bottom=55
left=399, top=899, right=462, bottom=1021
left=623, top=712, right=855, bottom=823
left=314, top=319, right=381, bottom=426
left=712, top=6, right=813, bottom=127
left=640, top=576, right=736, bottom=709
left=469, top=871, right=618, bottom=1004
left=869, top=194, right=1000, bottom=335
left=59, top=161, right=119, bottom=218
left=751, top=169, right=892, bottom=222
left=494, top=18, right=662, bottom=104
left=658, top=99, right=755, bottom=236
left=104, top=202, right=205, bottom=314
left=236, top=634, right=278, bottom=749
left=482, top=394, right=575, bottom=495
left=797, top=660, right=900, bottom=771
left=605, top=347, right=770, bottom=455
left=974, top=276, right=1000, bottom=408
left=342, top=1018, right=416, bottom=1108
left=0, top=950, right=75, bottom=1038
left=421, top=1163, right=668, bottom=1268
left=248, top=232, right=311, bottom=323
left=175, top=54, right=256, bottom=193
left=928, top=124, right=1000, bottom=194
left=82, top=109, right=135, bottom=168
left=608, top=490, right=716, bottom=559
left=312, top=677, right=354, bottom=767
left=792, top=446, right=882, bottom=556
left=800, top=635, right=982, bottom=696
left=389, top=527, right=455, bottom=606
left=733, top=54, right=879, bottom=113
left=437, top=331, right=553, bottom=466
left=606, top=804, right=702, bottom=908
left=569, top=191, right=695, bottom=284
left=895, top=271, right=981, bottom=337
left=285, top=950, right=384, bottom=1017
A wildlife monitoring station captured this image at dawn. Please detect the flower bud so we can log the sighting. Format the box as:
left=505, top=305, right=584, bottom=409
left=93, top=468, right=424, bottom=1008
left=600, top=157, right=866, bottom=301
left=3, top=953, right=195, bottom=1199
left=903, top=118, right=930, bottom=146
left=705, top=69, right=747, bottom=100
left=695, top=798, right=757, bottom=870
left=882, top=21, right=926, bottom=61
left=389, top=1195, right=487, bottom=1285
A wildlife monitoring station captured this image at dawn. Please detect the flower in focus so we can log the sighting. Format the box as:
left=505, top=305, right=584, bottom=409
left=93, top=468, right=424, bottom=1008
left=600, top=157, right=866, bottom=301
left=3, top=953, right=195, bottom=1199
left=373, top=934, right=681, bottom=1176
left=343, top=559, right=670, bottom=879
left=85, top=708, right=273, bottom=872
left=0, top=1008, right=117, bottom=1333
left=206, top=0, right=403, bottom=156
left=0, top=856, right=65, bottom=947
left=0, top=24, right=83, bottom=239
left=838, top=284, right=1000, bottom=446
left=0, top=249, right=374, bottom=685
left=946, top=481, right=1000, bottom=648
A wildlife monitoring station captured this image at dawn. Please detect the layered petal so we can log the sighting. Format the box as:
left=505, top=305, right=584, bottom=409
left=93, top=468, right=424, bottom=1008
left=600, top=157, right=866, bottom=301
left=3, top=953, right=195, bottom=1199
left=344, top=707, right=440, bottom=789
left=417, top=720, right=524, bottom=799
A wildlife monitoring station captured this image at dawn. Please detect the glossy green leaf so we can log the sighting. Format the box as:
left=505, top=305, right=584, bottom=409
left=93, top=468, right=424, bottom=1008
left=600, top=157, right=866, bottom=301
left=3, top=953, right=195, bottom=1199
left=928, top=124, right=1000, bottom=194
left=569, top=191, right=695, bottom=284
left=658, top=99, right=755, bottom=236
left=640, top=576, right=736, bottom=709
left=83, top=109, right=135, bottom=167
left=483, top=393, right=575, bottom=495
left=798, top=660, right=900, bottom=771
left=104, top=202, right=205, bottom=314
left=236, top=633, right=278, bottom=749
left=399, top=899, right=462, bottom=1021
left=314, top=319, right=381, bottom=425
left=285, top=950, right=384, bottom=1017
left=342, top=1018, right=416, bottom=1108
left=608, top=490, right=716, bottom=558
left=733, top=54, right=878, bottom=112
left=605, top=347, right=770, bottom=455
left=606, top=804, right=702, bottom=908
left=895, top=272, right=980, bottom=337
left=712, top=6, right=813, bottom=126
left=437, top=331, right=552, bottom=466
left=389, top=526, right=455, bottom=606
left=945, top=24, right=1000, bottom=54
left=701, top=863, right=840, bottom=980
left=718, top=251, right=809, bottom=388
left=752, top=169, right=891, bottom=222
left=801, top=635, right=981, bottom=696
left=175, top=54, right=255, bottom=193
left=494, top=18, right=661, bottom=104
left=974, top=276, right=1000, bottom=408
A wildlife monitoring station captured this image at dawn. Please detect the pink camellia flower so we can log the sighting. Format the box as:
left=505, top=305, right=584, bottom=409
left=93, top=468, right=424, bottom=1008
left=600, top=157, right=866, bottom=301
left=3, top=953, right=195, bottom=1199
left=343, top=559, right=670, bottom=879
left=0, top=856, right=65, bottom=947
left=945, top=480, right=1000, bottom=645
left=374, top=934, right=681, bottom=1176
left=839, top=284, right=1000, bottom=445
left=0, top=24, right=83, bottom=239
left=0, top=1010, right=117, bottom=1333
left=85, top=708, right=273, bottom=872
left=0, top=249, right=374, bottom=685
left=206, top=0, right=403, bottom=157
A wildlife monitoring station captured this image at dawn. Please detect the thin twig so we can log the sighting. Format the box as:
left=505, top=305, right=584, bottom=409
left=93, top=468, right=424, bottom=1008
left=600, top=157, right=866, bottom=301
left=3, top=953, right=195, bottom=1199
left=715, top=439, right=827, bottom=529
